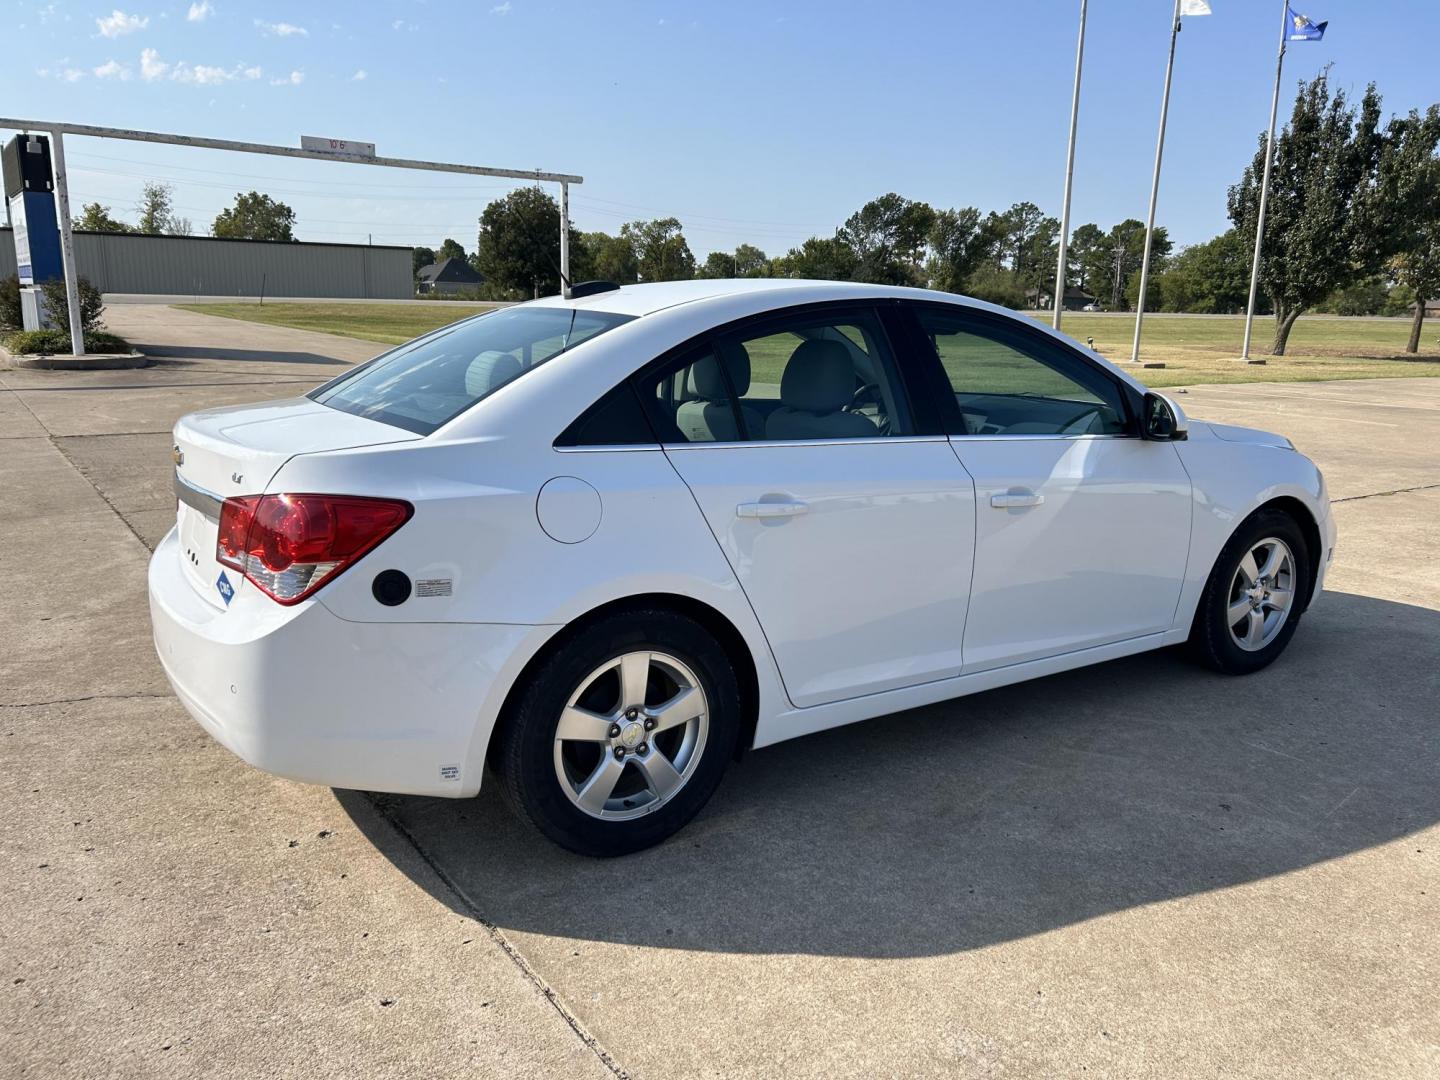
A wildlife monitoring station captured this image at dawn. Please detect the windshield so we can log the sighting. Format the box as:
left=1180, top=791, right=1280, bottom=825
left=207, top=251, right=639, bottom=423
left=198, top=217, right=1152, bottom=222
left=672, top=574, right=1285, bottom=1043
left=311, top=306, right=634, bottom=434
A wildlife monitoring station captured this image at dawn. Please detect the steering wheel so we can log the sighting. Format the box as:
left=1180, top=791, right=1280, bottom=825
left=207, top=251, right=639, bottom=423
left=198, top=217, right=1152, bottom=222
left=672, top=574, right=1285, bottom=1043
left=844, top=383, right=881, bottom=414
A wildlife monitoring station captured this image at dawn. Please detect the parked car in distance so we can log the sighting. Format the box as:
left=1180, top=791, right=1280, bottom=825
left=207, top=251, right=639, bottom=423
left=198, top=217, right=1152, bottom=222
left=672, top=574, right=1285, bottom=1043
left=150, top=280, right=1334, bottom=856
left=1082, top=302, right=1101, bottom=312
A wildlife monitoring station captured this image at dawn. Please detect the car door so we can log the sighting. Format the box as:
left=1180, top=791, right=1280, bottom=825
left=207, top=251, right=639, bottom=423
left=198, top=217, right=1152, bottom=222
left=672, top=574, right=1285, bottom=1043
left=639, top=304, right=977, bottom=709
left=903, top=303, right=1192, bottom=674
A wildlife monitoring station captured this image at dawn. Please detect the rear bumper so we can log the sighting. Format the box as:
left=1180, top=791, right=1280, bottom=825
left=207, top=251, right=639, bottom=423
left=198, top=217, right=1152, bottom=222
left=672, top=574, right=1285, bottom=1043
left=148, top=527, right=546, bottom=797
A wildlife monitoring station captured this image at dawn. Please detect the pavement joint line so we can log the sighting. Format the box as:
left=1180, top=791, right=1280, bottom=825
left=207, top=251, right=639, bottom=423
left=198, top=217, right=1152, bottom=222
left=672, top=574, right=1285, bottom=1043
left=1, top=692, right=171, bottom=709
left=365, top=792, right=633, bottom=1080
left=1332, top=482, right=1440, bottom=504
left=1, top=377, right=159, bottom=556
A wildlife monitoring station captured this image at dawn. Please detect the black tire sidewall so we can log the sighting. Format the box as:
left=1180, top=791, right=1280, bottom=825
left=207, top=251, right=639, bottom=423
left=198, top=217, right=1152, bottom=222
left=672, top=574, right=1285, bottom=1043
left=1192, top=508, right=1311, bottom=674
left=496, top=610, right=741, bottom=857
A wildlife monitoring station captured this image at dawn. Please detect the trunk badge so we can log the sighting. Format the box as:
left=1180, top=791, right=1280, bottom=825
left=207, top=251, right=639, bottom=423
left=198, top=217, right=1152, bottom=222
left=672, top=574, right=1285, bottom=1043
left=216, top=571, right=235, bottom=606
left=172, top=445, right=184, bottom=466
left=231, top=472, right=244, bottom=484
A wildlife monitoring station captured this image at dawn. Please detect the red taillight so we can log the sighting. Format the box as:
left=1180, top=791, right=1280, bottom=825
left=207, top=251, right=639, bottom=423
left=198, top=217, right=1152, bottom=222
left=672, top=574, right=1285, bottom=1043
left=215, top=494, right=412, bottom=605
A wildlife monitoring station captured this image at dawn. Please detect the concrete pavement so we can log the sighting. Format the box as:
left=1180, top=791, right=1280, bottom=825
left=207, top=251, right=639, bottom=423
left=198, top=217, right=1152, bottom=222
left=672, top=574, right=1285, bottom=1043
left=3, top=304, right=1437, bottom=1078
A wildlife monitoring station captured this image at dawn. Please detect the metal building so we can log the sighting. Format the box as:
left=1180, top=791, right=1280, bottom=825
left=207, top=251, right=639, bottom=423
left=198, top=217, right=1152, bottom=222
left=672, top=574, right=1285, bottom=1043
left=0, top=228, right=411, bottom=299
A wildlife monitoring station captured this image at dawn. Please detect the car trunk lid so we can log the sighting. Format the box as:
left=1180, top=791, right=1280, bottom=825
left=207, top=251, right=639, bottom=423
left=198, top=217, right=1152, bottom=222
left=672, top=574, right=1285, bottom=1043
left=170, top=397, right=419, bottom=607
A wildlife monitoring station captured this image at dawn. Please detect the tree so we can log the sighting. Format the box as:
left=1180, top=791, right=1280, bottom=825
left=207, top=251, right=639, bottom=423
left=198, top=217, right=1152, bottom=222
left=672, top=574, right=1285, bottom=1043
left=1228, top=73, right=1388, bottom=355
left=436, top=238, right=467, bottom=263
left=733, top=243, right=769, bottom=277
left=837, top=193, right=935, bottom=285
left=1151, top=229, right=1251, bottom=313
left=620, top=217, right=695, bottom=282
left=696, top=251, right=736, bottom=279
left=73, top=202, right=131, bottom=233
left=580, top=230, right=639, bottom=285
left=964, top=264, right=1028, bottom=310
left=412, top=246, right=436, bottom=277
left=926, top=207, right=985, bottom=294
left=136, top=182, right=188, bottom=236
left=475, top=188, right=578, bottom=296
left=212, top=191, right=296, bottom=241
left=777, top=236, right=858, bottom=281
left=1375, top=106, right=1440, bottom=352
left=1067, top=223, right=1108, bottom=300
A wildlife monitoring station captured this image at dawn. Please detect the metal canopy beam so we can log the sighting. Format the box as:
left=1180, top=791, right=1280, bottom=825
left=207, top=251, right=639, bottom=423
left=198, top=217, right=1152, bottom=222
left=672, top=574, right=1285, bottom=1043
left=0, top=117, right=585, bottom=354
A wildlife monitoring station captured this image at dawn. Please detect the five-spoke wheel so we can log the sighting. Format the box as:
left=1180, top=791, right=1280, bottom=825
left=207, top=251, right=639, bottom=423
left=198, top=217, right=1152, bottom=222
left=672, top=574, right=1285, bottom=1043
left=553, top=651, right=709, bottom=820
left=494, top=609, right=740, bottom=856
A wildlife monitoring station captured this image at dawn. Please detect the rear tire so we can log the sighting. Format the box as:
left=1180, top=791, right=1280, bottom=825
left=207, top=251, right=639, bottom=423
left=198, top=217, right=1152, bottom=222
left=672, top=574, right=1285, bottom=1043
left=494, top=609, right=741, bottom=857
left=1188, top=507, right=1310, bottom=675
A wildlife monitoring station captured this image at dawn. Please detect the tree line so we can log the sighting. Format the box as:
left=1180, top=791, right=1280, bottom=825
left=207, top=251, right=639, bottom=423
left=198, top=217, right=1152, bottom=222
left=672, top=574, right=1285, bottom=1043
left=432, top=72, right=1437, bottom=355
left=73, top=183, right=297, bottom=243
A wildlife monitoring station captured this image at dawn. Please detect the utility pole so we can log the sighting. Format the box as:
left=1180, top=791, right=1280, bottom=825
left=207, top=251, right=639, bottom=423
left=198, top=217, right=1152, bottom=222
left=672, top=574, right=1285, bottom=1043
left=1053, top=0, right=1088, bottom=330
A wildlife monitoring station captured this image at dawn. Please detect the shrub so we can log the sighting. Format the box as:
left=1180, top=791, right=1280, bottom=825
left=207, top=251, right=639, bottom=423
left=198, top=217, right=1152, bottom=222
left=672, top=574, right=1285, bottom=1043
left=40, top=277, right=106, bottom=332
left=0, top=275, right=20, bottom=330
left=2, top=328, right=130, bottom=356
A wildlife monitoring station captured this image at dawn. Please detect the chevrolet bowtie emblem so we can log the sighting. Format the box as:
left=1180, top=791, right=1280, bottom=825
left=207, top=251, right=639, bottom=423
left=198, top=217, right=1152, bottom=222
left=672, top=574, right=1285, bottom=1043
left=171, top=445, right=184, bottom=466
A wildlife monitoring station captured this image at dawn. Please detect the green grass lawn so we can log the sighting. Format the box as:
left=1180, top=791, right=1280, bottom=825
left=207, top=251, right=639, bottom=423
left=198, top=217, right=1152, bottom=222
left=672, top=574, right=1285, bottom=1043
left=1028, top=312, right=1440, bottom=387
left=179, top=302, right=499, bottom=345
left=177, top=301, right=1440, bottom=387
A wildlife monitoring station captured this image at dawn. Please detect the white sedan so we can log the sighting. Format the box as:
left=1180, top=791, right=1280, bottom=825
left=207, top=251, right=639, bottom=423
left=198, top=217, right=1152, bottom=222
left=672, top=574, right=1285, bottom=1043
left=150, top=280, right=1334, bottom=856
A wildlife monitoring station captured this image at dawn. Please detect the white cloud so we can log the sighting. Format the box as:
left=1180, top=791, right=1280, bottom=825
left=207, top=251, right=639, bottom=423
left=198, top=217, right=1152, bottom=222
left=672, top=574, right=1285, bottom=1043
left=490, top=2, right=511, bottom=14
left=350, top=69, right=367, bottom=81
left=140, top=47, right=169, bottom=80
left=255, top=19, right=306, bottom=37
left=187, top=2, right=213, bottom=22
left=242, top=65, right=262, bottom=80
left=96, top=9, right=148, bottom=37
left=269, top=70, right=304, bottom=86
left=181, top=63, right=237, bottom=84
left=94, top=58, right=132, bottom=80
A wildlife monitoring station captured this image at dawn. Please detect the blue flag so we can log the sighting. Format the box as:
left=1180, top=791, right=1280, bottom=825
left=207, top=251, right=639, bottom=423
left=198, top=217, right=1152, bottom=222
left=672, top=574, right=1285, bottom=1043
left=1286, top=6, right=1327, bottom=41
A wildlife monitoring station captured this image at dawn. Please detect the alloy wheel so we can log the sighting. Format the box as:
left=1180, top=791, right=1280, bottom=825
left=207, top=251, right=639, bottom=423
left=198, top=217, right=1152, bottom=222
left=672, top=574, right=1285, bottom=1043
left=552, top=651, right=710, bottom=820
left=1226, top=536, right=1296, bottom=652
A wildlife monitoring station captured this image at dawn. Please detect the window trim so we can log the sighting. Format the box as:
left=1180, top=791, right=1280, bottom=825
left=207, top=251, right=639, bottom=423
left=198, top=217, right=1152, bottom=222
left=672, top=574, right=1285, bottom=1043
left=894, top=300, right=1143, bottom=439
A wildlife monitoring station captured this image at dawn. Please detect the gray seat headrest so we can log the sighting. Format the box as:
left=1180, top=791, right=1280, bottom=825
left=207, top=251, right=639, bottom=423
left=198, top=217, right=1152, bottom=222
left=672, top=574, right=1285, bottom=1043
left=691, top=344, right=751, bottom=400
left=780, top=339, right=855, bottom=414
left=465, top=350, right=523, bottom=397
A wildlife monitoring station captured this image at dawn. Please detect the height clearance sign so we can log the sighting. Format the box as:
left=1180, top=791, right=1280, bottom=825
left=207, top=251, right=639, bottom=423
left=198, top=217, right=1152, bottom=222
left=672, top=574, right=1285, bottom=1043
left=300, top=135, right=377, bottom=159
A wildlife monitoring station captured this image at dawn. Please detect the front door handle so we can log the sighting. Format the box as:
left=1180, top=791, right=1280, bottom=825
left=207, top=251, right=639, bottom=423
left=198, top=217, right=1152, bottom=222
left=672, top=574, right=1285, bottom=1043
left=990, top=490, right=1044, bottom=509
left=737, top=499, right=809, bottom=519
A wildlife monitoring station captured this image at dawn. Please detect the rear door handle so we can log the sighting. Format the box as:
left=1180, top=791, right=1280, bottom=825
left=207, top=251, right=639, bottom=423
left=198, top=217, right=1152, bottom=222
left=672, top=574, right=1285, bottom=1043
left=990, top=490, right=1044, bottom=509
left=736, top=499, right=809, bottom=519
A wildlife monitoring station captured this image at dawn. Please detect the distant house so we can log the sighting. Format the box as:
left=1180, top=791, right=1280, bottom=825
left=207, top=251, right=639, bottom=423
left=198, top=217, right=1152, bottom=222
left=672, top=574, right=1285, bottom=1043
left=1025, top=285, right=1096, bottom=311
left=1413, top=298, right=1440, bottom=316
left=416, top=258, right=483, bottom=295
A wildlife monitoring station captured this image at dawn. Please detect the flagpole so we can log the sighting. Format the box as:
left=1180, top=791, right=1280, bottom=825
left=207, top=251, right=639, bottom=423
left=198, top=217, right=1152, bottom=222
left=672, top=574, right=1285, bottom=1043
left=1053, top=0, right=1088, bottom=331
left=1130, top=0, right=1183, bottom=364
left=1240, top=0, right=1291, bottom=361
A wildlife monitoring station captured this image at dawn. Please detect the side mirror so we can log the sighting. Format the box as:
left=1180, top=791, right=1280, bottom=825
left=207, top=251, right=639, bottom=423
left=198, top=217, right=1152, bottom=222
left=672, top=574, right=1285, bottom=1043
left=1143, top=392, right=1188, bottom=441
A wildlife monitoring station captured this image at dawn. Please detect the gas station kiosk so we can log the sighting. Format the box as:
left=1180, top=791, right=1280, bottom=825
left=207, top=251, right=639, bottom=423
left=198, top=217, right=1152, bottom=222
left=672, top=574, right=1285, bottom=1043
left=3, top=133, right=63, bottom=329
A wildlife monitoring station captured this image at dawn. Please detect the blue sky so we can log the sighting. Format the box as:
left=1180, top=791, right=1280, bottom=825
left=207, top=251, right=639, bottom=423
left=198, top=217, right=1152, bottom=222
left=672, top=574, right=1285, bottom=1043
left=4, top=2, right=1434, bottom=258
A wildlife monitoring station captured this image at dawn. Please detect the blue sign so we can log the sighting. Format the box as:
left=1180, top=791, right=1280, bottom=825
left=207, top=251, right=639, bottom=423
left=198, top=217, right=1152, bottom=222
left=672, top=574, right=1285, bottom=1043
left=8, top=191, right=62, bottom=286
left=215, top=571, right=235, bottom=606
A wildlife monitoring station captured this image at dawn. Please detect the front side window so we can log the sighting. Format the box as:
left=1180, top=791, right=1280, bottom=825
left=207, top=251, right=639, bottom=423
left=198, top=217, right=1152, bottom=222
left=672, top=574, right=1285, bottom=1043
left=643, top=308, right=915, bottom=443
left=916, top=309, right=1128, bottom=436
left=313, top=306, right=634, bottom=435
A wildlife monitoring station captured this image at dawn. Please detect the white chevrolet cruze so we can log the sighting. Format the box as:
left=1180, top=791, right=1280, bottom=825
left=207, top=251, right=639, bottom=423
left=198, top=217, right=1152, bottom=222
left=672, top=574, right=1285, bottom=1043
left=150, top=280, right=1335, bottom=856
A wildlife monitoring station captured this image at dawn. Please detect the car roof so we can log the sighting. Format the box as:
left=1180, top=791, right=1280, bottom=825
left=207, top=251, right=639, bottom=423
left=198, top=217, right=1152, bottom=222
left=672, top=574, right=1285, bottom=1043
left=527, top=278, right=942, bottom=318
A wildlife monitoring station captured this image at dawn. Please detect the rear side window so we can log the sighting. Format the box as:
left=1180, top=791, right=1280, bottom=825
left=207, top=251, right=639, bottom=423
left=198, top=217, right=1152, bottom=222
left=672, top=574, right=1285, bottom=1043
left=312, top=306, right=634, bottom=435
left=640, top=308, right=915, bottom=443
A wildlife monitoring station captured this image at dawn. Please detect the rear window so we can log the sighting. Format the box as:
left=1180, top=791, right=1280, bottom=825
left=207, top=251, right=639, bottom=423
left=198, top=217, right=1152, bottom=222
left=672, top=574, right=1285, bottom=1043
left=311, top=306, right=634, bottom=435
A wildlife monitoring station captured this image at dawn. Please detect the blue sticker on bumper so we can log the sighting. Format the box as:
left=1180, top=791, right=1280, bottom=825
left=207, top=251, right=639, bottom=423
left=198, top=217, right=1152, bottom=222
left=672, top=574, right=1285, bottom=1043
left=216, top=570, right=235, bottom=606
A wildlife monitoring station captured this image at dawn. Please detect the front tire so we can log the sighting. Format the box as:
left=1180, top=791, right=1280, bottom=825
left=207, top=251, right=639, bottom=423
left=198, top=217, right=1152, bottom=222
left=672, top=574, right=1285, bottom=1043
left=494, top=610, right=741, bottom=857
left=1189, top=507, right=1311, bottom=675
